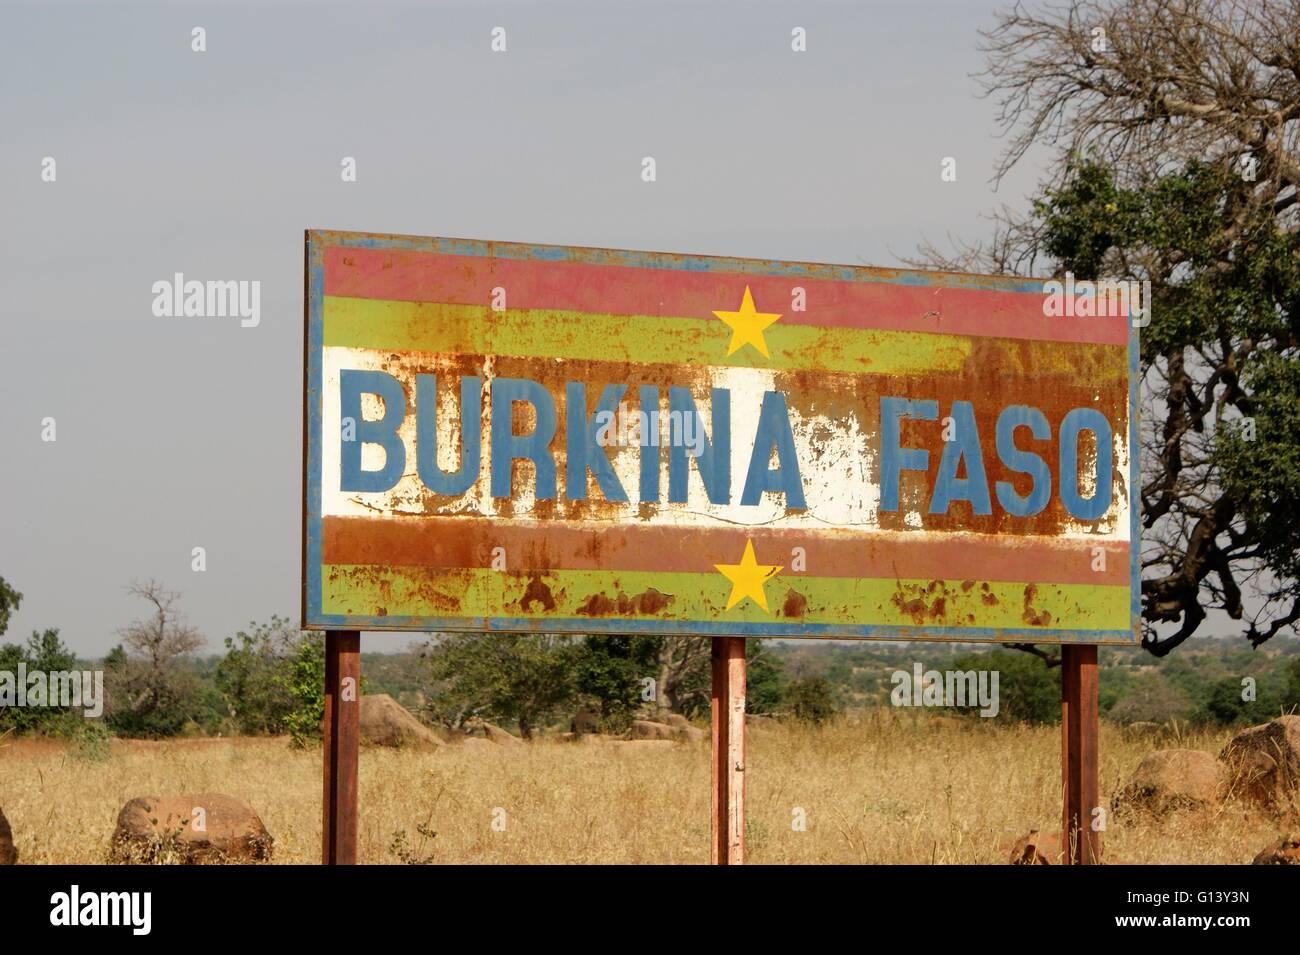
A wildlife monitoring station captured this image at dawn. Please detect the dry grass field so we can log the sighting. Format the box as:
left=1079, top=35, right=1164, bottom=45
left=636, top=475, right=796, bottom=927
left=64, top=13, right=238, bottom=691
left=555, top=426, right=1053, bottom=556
left=0, top=712, right=1287, bottom=864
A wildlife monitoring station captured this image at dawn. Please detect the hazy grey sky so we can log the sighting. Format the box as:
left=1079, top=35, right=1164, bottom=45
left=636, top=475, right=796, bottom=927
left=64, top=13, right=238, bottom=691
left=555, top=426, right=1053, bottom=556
left=2, top=0, right=1056, bottom=655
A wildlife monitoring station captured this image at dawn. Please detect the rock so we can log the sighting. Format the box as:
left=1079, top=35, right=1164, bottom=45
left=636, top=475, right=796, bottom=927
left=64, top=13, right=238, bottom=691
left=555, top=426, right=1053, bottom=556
left=663, top=713, right=690, bottom=730
left=1251, top=832, right=1300, bottom=865
left=1220, top=716, right=1300, bottom=811
left=629, top=719, right=677, bottom=740
left=628, top=719, right=705, bottom=741
left=483, top=723, right=523, bottom=745
left=0, top=807, right=16, bottom=865
left=110, top=794, right=272, bottom=864
left=1112, top=749, right=1221, bottom=816
left=425, top=723, right=457, bottom=744
left=571, top=708, right=602, bottom=734
left=462, top=718, right=524, bottom=744
left=359, top=694, right=445, bottom=749
left=1008, top=829, right=1063, bottom=865
left=460, top=737, right=494, bottom=752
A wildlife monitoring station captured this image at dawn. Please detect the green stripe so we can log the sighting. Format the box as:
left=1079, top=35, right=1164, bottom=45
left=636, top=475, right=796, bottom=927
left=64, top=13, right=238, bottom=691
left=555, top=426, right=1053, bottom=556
left=324, top=296, right=973, bottom=375
left=321, top=565, right=1130, bottom=631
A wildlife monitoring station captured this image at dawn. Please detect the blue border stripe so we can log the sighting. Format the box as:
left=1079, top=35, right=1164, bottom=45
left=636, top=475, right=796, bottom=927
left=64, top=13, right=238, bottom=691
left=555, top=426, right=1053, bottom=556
left=307, top=236, right=324, bottom=624
left=307, top=611, right=1135, bottom=644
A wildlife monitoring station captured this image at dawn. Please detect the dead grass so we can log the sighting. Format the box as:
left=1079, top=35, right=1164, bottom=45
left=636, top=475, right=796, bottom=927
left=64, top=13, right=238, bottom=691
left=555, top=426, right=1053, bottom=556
left=0, top=711, right=1287, bottom=864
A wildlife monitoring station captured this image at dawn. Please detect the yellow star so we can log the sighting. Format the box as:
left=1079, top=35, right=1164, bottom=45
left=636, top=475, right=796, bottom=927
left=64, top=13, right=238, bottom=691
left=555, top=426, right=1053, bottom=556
left=712, top=286, right=782, bottom=358
left=714, top=539, right=782, bottom=612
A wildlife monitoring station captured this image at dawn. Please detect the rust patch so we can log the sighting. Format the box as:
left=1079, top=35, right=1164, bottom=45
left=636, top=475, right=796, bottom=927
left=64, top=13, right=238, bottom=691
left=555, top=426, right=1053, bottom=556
left=1021, top=583, right=1052, bottom=627
left=960, top=580, right=975, bottom=592
left=576, top=592, right=617, bottom=615
left=891, top=590, right=929, bottom=625
left=520, top=575, right=556, bottom=612
left=634, top=588, right=672, bottom=614
left=782, top=590, right=808, bottom=618
left=576, top=587, right=674, bottom=616
left=980, top=582, right=998, bottom=606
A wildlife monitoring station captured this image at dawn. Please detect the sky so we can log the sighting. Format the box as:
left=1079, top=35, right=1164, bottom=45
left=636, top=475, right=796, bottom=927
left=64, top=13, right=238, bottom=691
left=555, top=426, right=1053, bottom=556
left=0, top=0, right=1065, bottom=655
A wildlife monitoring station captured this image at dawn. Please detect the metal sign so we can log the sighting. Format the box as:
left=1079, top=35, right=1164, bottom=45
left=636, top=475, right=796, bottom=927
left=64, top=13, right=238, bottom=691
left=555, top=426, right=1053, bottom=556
left=303, top=230, right=1138, bottom=644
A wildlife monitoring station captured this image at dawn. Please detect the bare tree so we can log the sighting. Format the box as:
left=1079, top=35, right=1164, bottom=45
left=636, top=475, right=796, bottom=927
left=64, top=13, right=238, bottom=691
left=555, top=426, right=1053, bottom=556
left=910, top=0, right=1300, bottom=655
left=107, top=580, right=205, bottom=732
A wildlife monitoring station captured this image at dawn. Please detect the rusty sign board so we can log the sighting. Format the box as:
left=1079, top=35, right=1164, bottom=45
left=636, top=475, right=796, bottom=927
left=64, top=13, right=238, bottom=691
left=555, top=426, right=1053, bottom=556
left=303, top=230, right=1139, bottom=644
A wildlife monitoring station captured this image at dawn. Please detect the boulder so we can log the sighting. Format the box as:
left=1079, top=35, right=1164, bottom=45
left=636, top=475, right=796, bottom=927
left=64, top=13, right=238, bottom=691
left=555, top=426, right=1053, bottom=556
left=1220, top=716, right=1300, bottom=811
left=1008, top=829, right=1063, bottom=865
left=1112, top=749, right=1221, bottom=816
left=0, top=807, right=16, bottom=865
left=628, top=718, right=704, bottom=742
left=1251, top=832, right=1300, bottom=865
left=462, top=718, right=524, bottom=744
left=663, top=713, right=690, bottom=730
left=482, top=723, right=523, bottom=745
left=629, top=719, right=676, bottom=741
left=110, top=794, right=272, bottom=864
left=359, top=694, right=445, bottom=749
left=570, top=708, right=602, bottom=734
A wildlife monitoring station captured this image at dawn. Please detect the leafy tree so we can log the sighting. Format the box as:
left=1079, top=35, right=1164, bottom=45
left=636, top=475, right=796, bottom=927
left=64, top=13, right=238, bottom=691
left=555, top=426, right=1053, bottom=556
left=745, top=640, right=785, bottom=715
left=916, top=0, right=1300, bottom=655
left=1284, top=656, right=1300, bottom=714
left=953, top=651, right=1060, bottom=725
left=1036, top=159, right=1300, bottom=654
left=1106, top=672, right=1191, bottom=725
left=0, top=576, right=21, bottom=638
left=425, top=634, right=578, bottom=739
left=215, top=616, right=300, bottom=734
left=572, top=635, right=659, bottom=731
left=281, top=632, right=326, bottom=748
left=0, top=628, right=84, bottom=735
left=1195, top=674, right=1283, bottom=727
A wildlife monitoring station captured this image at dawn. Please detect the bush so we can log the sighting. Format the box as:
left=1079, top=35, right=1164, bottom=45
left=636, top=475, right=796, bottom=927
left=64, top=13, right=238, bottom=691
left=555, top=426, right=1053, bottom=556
left=951, top=651, right=1059, bottom=725
left=786, top=676, right=837, bottom=726
left=282, top=633, right=326, bottom=748
left=1106, top=672, right=1190, bottom=725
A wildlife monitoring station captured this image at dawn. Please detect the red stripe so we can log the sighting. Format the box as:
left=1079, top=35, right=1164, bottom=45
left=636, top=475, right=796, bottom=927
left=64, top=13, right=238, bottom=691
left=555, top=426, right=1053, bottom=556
left=321, top=515, right=1130, bottom=586
left=323, top=246, right=1129, bottom=346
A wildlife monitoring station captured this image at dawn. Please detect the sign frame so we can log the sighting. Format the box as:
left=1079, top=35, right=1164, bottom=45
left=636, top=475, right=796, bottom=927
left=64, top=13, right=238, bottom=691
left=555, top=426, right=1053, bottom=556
left=303, top=229, right=1140, bottom=646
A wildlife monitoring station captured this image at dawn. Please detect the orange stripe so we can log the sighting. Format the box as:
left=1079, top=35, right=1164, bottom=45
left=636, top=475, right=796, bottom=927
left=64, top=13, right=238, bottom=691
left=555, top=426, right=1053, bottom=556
left=320, top=515, right=1129, bottom=586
